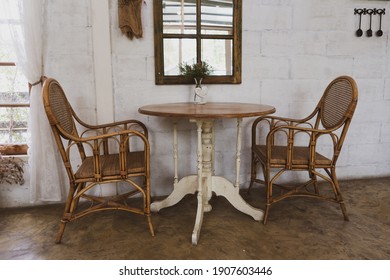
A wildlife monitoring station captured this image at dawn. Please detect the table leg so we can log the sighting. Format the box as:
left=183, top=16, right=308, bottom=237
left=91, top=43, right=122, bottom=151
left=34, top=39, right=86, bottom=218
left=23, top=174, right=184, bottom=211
left=150, top=176, right=198, bottom=212
left=212, top=176, right=263, bottom=221
left=235, top=118, right=242, bottom=188
left=192, top=120, right=206, bottom=244
left=199, top=120, right=213, bottom=211
left=150, top=123, right=197, bottom=212
left=192, top=120, right=215, bottom=244
left=211, top=118, right=264, bottom=221
left=173, top=121, right=178, bottom=185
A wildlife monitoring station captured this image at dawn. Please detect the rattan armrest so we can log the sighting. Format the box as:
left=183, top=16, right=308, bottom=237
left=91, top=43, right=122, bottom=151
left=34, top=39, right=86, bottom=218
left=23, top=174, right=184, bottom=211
left=266, top=124, right=337, bottom=146
left=252, top=113, right=317, bottom=130
left=252, top=114, right=316, bottom=147
left=65, top=129, right=150, bottom=179
left=71, top=111, right=148, bottom=137
left=63, top=129, right=149, bottom=159
left=264, top=125, right=340, bottom=164
left=269, top=125, right=333, bottom=136
left=77, top=129, right=149, bottom=144
left=81, top=119, right=147, bottom=132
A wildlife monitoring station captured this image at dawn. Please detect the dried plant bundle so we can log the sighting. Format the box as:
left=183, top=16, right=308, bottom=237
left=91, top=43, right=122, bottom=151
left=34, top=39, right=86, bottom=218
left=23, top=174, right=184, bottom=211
left=0, top=156, right=25, bottom=185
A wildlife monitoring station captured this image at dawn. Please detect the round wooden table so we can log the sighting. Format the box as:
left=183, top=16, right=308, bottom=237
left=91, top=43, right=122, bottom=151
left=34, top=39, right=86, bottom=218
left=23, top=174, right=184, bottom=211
left=139, top=102, right=275, bottom=119
left=139, top=102, right=276, bottom=245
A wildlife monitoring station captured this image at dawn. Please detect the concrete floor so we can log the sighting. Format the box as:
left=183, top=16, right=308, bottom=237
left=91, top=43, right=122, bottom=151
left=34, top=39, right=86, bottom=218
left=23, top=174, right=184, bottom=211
left=0, top=177, right=389, bottom=260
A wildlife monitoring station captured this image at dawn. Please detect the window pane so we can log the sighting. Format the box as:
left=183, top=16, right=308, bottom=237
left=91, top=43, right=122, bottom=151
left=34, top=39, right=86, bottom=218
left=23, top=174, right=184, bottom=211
left=201, top=39, right=232, bottom=75
left=0, top=107, right=29, bottom=144
left=0, top=66, right=29, bottom=104
left=0, top=4, right=29, bottom=149
left=201, top=0, right=233, bottom=35
left=0, top=24, right=17, bottom=62
left=0, top=65, right=29, bottom=146
left=164, top=38, right=196, bottom=75
left=163, top=0, right=196, bottom=34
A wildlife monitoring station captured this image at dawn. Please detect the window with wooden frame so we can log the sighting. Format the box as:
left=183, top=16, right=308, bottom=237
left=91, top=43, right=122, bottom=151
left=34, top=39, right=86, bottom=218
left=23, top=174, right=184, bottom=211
left=154, top=0, right=242, bottom=85
left=0, top=18, right=29, bottom=155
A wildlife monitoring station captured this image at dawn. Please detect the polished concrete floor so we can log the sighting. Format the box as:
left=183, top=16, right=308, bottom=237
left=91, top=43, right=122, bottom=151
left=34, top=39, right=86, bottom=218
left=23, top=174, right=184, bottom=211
left=0, top=177, right=389, bottom=260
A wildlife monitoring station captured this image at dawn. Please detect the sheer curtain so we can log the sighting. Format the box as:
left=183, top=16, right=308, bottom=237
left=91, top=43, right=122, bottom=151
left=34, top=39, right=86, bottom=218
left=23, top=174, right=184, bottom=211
left=2, top=0, right=66, bottom=202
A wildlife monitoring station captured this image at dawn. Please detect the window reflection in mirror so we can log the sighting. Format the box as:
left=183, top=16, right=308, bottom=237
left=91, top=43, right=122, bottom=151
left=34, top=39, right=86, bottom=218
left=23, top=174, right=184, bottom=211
left=202, top=39, right=232, bottom=75
left=163, top=0, right=196, bottom=35
left=163, top=38, right=197, bottom=75
left=201, top=0, right=233, bottom=36
left=154, top=0, right=241, bottom=84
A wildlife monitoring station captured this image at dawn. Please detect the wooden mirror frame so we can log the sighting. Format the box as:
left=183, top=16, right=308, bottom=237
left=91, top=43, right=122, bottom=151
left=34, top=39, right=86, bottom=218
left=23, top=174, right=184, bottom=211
left=153, top=0, right=242, bottom=85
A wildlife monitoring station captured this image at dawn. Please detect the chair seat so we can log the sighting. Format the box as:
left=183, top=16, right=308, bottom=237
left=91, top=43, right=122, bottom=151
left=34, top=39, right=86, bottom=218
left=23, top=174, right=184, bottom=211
left=255, top=145, right=332, bottom=167
left=75, top=151, right=145, bottom=180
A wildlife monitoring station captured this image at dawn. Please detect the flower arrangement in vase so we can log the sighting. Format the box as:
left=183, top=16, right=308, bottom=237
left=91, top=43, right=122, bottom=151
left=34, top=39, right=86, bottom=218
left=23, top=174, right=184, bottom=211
left=179, top=61, right=213, bottom=104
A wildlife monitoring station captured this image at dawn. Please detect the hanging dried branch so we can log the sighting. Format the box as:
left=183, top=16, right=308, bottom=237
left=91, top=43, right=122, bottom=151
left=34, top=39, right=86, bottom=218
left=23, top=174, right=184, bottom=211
left=0, top=155, right=25, bottom=185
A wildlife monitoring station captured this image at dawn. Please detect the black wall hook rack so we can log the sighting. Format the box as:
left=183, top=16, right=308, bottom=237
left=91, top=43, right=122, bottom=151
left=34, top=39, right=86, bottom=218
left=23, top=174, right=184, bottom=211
left=354, top=8, right=386, bottom=37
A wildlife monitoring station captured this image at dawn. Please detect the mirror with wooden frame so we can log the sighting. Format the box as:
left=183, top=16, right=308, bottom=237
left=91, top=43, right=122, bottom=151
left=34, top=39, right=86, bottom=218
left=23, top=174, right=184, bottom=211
left=154, top=0, right=242, bottom=85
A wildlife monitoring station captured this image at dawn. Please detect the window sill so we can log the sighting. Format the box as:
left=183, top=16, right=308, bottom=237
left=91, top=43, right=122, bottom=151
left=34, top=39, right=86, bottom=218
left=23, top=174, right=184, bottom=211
left=0, top=144, right=28, bottom=156
left=1, top=154, right=29, bottom=161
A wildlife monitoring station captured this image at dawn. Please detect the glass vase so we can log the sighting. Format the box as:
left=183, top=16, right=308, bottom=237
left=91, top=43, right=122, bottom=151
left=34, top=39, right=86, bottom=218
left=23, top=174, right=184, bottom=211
left=193, top=78, right=207, bottom=104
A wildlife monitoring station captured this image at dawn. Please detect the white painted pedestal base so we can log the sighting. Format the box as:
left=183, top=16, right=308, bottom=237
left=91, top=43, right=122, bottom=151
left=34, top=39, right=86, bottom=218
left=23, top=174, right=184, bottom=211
left=151, top=119, right=264, bottom=245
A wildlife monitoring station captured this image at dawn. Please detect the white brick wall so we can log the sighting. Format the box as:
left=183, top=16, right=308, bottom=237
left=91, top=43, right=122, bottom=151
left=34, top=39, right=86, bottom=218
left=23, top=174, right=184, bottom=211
left=2, top=0, right=390, bottom=206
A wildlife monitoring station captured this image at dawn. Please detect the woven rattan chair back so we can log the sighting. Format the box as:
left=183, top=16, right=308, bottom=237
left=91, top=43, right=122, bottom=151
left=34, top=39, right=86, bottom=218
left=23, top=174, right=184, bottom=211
left=316, top=76, right=358, bottom=130
left=43, top=79, right=79, bottom=139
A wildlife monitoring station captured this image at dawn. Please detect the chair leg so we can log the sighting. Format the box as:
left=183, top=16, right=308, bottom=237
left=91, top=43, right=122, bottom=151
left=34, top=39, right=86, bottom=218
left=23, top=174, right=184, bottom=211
left=331, top=168, right=349, bottom=221
left=339, top=201, right=349, bottom=221
left=309, top=170, right=319, bottom=194
left=55, top=220, right=67, bottom=244
left=73, top=182, right=85, bottom=210
left=143, top=174, right=155, bottom=236
left=247, top=151, right=258, bottom=194
left=263, top=204, right=270, bottom=225
left=55, top=183, right=77, bottom=244
left=263, top=165, right=271, bottom=225
left=147, top=215, right=155, bottom=237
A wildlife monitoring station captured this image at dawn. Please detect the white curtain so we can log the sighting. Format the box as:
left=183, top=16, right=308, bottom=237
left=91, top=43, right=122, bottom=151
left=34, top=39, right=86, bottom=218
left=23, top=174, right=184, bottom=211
left=2, top=0, right=66, bottom=202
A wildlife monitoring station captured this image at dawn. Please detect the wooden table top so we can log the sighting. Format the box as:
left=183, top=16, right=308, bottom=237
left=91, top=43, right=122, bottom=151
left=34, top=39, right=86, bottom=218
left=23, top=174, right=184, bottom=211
left=138, top=102, right=276, bottom=119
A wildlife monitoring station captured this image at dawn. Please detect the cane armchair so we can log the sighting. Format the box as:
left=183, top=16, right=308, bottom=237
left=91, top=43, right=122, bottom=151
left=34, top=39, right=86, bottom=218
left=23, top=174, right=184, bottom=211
left=249, top=76, right=358, bottom=224
left=42, top=78, right=154, bottom=243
